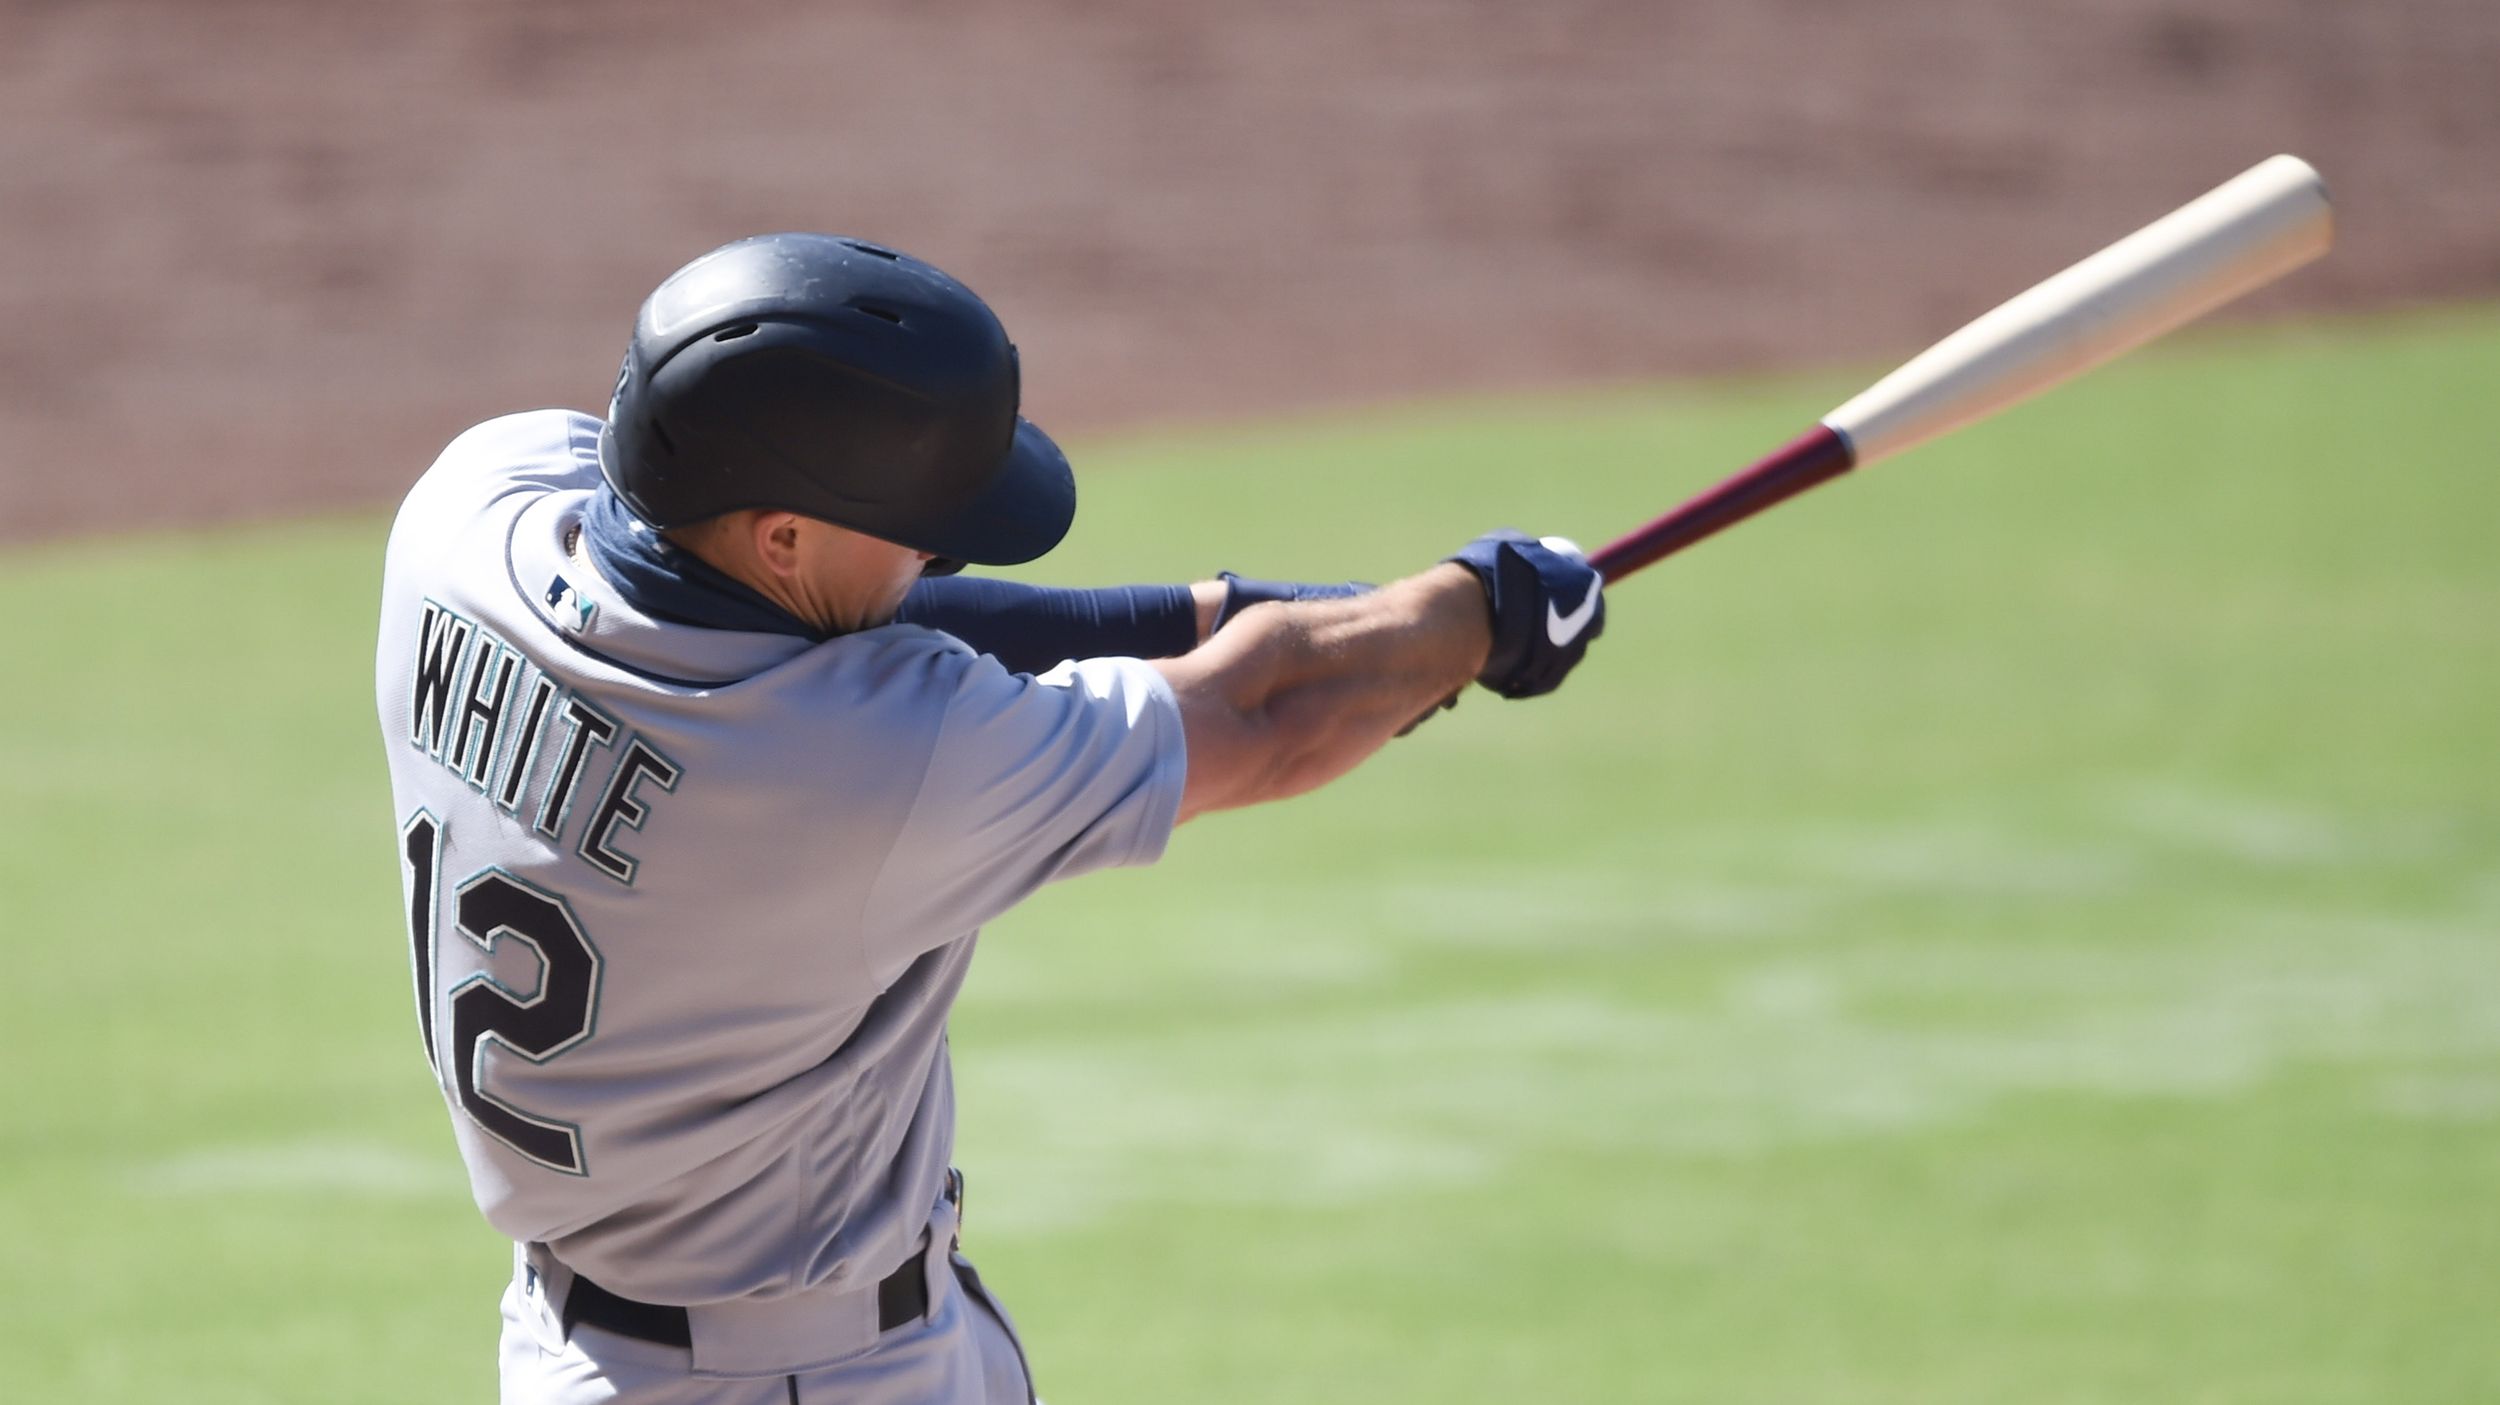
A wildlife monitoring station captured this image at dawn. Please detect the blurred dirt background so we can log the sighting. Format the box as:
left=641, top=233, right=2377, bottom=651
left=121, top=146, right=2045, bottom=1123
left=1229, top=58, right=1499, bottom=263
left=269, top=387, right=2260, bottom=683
left=2, top=0, right=2494, bottom=541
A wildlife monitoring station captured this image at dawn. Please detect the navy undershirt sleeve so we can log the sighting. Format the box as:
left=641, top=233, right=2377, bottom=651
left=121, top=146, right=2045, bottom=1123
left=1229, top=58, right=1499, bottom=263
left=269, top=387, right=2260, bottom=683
left=896, top=577, right=1200, bottom=674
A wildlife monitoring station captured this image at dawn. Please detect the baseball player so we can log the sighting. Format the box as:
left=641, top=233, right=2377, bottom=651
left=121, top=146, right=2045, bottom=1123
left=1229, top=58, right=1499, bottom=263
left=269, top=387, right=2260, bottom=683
left=375, top=233, right=1604, bottom=1404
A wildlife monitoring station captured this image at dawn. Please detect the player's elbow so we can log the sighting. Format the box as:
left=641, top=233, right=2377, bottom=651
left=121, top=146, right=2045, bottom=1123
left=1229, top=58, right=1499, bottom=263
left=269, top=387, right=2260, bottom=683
left=1173, top=674, right=1394, bottom=820
left=1170, top=689, right=1288, bottom=820
left=1156, top=595, right=1441, bottom=820
left=1170, top=685, right=1350, bottom=815
left=1156, top=609, right=1320, bottom=820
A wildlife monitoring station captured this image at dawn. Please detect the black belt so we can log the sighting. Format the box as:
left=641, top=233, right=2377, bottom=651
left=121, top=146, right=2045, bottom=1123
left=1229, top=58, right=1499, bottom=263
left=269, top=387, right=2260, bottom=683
left=561, top=1247, right=928, bottom=1347
left=559, top=1171, right=962, bottom=1350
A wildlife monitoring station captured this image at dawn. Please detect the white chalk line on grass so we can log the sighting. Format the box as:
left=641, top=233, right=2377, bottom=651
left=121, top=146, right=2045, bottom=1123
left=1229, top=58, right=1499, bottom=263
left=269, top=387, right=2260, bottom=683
left=958, top=781, right=2489, bottom=1242
left=2372, top=1072, right=2500, bottom=1122
left=2102, top=782, right=2365, bottom=866
left=960, top=892, right=2500, bottom=1236
left=976, top=784, right=2477, bottom=1022
left=127, top=1137, right=462, bottom=1200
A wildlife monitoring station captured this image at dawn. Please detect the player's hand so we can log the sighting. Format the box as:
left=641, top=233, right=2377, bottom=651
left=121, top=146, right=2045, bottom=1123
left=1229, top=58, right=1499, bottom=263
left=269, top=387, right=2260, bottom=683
left=1443, top=530, right=1605, bottom=699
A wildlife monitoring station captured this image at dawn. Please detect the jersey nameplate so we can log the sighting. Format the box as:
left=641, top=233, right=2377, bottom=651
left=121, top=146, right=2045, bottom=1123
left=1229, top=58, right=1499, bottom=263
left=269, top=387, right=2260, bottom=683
left=410, top=599, right=681, bottom=886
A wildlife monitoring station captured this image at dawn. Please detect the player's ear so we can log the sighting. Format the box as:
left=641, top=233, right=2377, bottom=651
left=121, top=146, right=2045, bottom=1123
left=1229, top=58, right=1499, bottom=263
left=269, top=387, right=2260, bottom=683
left=749, top=512, right=808, bottom=580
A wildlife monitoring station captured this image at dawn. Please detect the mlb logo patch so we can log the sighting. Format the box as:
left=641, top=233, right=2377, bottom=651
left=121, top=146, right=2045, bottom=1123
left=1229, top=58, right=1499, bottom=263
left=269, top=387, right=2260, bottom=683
left=546, top=575, right=597, bottom=631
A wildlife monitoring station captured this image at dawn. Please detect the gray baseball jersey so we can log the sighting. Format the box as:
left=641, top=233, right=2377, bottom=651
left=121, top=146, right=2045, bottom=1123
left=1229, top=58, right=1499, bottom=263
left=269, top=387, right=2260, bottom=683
left=376, top=410, right=1186, bottom=1320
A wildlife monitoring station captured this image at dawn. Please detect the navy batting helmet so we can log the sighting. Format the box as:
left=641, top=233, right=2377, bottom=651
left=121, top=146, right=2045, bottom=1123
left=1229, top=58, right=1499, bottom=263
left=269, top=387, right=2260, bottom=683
left=598, top=233, right=1074, bottom=567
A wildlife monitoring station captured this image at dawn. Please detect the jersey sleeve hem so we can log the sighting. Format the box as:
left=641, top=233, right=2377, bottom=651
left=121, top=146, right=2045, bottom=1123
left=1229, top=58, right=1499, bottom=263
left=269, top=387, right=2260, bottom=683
left=1111, top=658, right=1187, bottom=869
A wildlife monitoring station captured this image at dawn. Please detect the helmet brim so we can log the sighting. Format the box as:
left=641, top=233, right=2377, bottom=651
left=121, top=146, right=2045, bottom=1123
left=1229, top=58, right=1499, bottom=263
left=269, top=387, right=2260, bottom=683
left=900, top=416, right=1076, bottom=568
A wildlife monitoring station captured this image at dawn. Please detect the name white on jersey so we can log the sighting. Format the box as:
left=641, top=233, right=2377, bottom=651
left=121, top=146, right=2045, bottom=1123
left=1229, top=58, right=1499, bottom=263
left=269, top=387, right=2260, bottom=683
left=406, top=596, right=680, bottom=887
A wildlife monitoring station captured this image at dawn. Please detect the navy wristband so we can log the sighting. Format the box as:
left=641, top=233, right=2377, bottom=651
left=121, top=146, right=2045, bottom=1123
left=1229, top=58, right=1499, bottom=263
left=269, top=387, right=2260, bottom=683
left=1213, top=572, right=1371, bottom=631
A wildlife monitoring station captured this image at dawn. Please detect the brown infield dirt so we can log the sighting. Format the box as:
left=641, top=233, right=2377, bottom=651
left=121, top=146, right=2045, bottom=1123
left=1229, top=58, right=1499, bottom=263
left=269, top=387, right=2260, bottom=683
left=1, top=0, right=2494, bottom=544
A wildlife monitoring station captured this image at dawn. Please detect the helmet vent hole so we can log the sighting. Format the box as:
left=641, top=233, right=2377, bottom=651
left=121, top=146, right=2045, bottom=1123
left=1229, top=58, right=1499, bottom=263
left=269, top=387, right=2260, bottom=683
left=844, top=241, right=901, bottom=261
left=857, top=305, right=904, bottom=325
left=712, top=323, right=759, bottom=342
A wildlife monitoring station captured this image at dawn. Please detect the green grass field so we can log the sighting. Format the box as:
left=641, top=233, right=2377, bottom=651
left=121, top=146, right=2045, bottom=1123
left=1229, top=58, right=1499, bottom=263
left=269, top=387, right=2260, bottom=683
left=3, top=309, right=2494, bottom=1402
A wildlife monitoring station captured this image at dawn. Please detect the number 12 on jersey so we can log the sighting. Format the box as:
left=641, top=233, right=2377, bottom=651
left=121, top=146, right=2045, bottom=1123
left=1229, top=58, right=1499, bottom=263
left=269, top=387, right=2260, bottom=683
left=401, top=812, right=604, bottom=1175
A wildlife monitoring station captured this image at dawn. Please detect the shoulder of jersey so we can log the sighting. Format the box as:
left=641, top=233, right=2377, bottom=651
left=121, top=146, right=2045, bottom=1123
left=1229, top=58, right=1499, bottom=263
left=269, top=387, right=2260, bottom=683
left=401, top=410, right=601, bottom=515
left=772, top=623, right=993, bottom=708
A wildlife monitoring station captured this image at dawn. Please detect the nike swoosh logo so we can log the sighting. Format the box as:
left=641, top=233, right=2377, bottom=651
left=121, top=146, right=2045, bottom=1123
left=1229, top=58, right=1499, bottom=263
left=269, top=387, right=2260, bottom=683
left=1546, top=583, right=1600, bottom=647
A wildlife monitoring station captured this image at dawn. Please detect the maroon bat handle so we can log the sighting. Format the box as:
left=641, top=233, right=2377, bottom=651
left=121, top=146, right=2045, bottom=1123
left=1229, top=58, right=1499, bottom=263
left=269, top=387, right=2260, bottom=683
left=1588, top=423, right=1860, bottom=582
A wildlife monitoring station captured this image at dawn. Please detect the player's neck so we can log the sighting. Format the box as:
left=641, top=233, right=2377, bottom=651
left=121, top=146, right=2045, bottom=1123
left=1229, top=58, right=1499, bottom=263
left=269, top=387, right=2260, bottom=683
left=665, top=511, right=914, bottom=635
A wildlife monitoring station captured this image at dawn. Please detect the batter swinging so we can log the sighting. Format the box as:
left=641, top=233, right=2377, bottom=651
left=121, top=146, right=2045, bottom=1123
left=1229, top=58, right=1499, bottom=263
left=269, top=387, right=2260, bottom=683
left=375, top=233, right=1603, bottom=1404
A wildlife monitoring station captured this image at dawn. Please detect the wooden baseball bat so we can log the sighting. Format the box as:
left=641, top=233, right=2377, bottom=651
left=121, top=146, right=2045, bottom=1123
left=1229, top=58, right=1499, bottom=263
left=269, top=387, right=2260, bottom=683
left=1588, top=155, right=2335, bottom=582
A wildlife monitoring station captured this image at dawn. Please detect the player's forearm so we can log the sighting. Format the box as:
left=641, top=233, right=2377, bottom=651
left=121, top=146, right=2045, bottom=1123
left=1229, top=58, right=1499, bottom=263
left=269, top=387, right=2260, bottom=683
left=1158, top=565, right=1488, bottom=819
left=896, top=578, right=1201, bottom=670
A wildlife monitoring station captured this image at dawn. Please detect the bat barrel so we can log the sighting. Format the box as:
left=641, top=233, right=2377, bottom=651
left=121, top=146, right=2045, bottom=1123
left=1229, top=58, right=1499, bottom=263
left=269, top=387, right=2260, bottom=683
left=1825, top=155, right=2333, bottom=467
left=1589, top=156, right=2332, bottom=586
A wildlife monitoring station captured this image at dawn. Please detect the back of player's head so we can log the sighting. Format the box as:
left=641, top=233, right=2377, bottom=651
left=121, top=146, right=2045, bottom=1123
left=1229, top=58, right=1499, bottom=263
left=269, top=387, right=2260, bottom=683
left=600, top=233, right=1074, bottom=567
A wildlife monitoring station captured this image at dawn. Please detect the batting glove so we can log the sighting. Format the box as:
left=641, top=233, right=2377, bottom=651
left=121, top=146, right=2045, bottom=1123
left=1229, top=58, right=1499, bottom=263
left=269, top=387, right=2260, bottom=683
left=1444, top=530, right=1606, bottom=699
